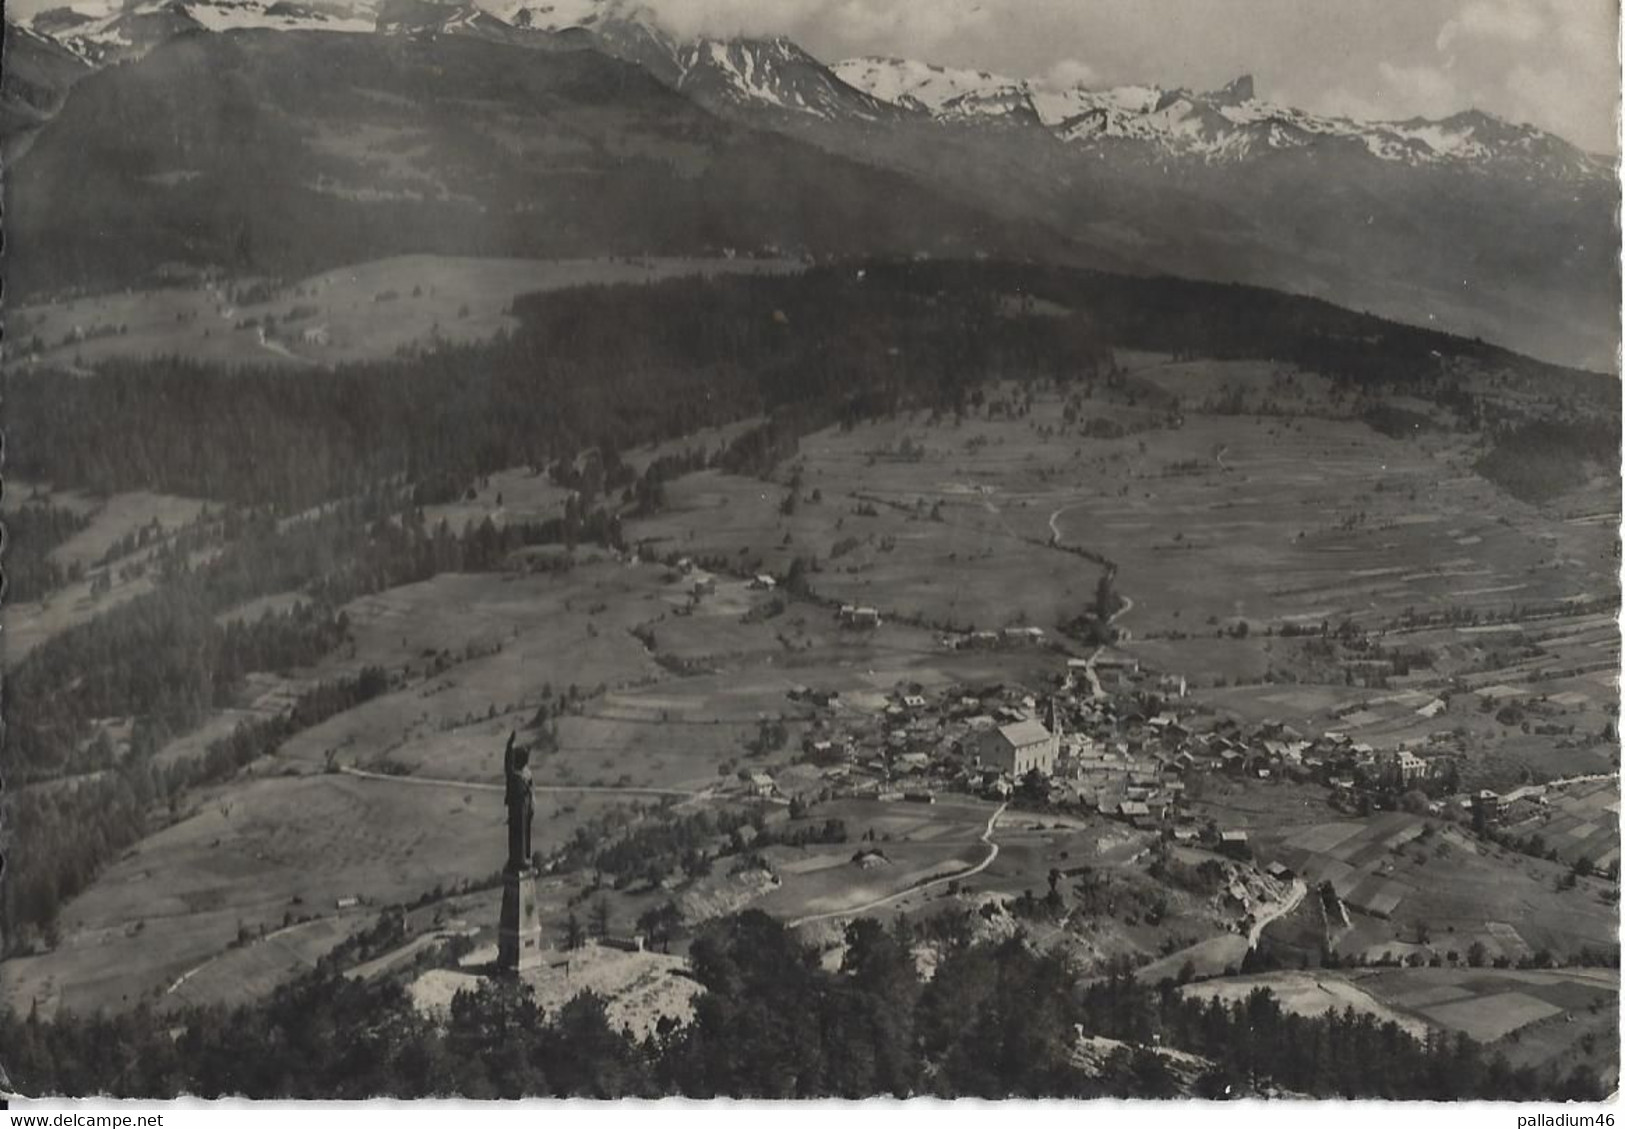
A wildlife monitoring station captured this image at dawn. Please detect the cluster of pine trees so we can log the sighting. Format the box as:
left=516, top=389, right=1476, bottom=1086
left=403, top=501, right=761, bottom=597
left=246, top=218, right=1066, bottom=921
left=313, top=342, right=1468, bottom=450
left=3, top=501, right=92, bottom=603
left=1, top=267, right=1115, bottom=953
left=1, top=488, right=633, bottom=950
left=0, top=909, right=1606, bottom=1100
left=569, top=806, right=761, bottom=890
left=2, top=662, right=392, bottom=955
left=1475, top=417, right=1622, bottom=503
left=8, top=269, right=1112, bottom=509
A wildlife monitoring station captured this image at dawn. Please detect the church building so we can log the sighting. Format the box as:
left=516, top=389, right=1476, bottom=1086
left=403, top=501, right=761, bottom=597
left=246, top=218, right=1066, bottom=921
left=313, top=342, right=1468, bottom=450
left=978, top=702, right=1061, bottom=777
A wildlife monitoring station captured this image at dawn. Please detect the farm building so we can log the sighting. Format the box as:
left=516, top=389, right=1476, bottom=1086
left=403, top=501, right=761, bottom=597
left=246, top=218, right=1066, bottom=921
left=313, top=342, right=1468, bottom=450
left=750, top=574, right=777, bottom=590
left=979, top=716, right=1059, bottom=777
left=1095, top=652, right=1139, bottom=673
left=1472, top=789, right=1507, bottom=823
left=1093, top=654, right=1139, bottom=689
left=1501, top=784, right=1547, bottom=806
left=839, top=605, right=882, bottom=628
left=1389, top=750, right=1428, bottom=785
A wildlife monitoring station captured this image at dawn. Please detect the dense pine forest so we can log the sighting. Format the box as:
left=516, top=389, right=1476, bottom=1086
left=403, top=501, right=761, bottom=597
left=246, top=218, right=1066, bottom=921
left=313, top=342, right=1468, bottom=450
left=1, top=491, right=630, bottom=949
left=1475, top=418, right=1624, bottom=503
left=1, top=909, right=1606, bottom=1100
left=8, top=269, right=1109, bottom=508
left=11, top=263, right=1609, bottom=513
left=3, top=501, right=93, bottom=603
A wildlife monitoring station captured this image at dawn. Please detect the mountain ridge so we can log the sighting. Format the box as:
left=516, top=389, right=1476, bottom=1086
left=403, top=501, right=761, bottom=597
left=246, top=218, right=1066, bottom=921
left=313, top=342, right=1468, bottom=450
left=2, top=27, right=1114, bottom=300
left=832, top=55, right=1610, bottom=179
left=13, top=0, right=1612, bottom=174
left=3, top=0, right=1618, bottom=369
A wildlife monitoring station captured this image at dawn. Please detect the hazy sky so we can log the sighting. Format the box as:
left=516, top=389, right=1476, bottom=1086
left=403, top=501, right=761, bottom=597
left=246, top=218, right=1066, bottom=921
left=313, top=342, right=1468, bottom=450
left=644, top=0, right=1621, bottom=152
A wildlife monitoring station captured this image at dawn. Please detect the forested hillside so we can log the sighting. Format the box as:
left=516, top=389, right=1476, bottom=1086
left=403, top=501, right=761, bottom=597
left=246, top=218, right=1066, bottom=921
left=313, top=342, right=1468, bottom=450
left=8, top=268, right=1112, bottom=506
left=10, top=261, right=1609, bottom=513
left=5, top=260, right=1614, bottom=953
left=2, top=30, right=1076, bottom=300
left=1, top=909, right=1606, bottom=1099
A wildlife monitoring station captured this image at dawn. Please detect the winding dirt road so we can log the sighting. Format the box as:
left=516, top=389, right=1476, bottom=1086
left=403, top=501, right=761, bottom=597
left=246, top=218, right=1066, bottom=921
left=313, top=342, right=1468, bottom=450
left=787, top=802, right=1007, bottom=928
left=1248, top=878, right=1307, bottom=949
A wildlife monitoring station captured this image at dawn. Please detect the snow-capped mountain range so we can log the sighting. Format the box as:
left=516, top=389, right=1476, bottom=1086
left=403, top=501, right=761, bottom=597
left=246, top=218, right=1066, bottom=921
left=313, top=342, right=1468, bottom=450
left=14, top=0, right=1610, bottom=179
left=28, top=0, right=376, bottom=63
left=834, top=56, right=1607, bottom=177
left=520, top=0, right=1610, bottom=177
left=5, top=0, right=1616, bottom=369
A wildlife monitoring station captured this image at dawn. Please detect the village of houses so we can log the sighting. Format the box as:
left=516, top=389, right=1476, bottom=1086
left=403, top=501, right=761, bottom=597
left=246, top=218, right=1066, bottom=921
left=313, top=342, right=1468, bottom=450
left=709, top=594, right=1619, bottom=929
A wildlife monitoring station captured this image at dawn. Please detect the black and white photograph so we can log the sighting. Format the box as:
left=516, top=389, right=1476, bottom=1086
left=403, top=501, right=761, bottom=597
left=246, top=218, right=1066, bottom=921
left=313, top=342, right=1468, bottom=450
left=0, top=0, right=1620, bottom=1105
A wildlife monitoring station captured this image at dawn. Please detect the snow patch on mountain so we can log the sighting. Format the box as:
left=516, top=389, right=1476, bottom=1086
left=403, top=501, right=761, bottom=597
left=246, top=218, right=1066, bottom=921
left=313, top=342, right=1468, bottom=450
left=14, top=0, right=1609, bottom=180
left=839, top=55, right=1609, bottom=176
left=674, top=38, right=898, bottom=122
left=831, top=57, right=1027, bottom=121
left=504, top=0, right=604, bottom=27
left=187, top=0, right=376, bottom=34
left=28, top=0, right=377, bottom=60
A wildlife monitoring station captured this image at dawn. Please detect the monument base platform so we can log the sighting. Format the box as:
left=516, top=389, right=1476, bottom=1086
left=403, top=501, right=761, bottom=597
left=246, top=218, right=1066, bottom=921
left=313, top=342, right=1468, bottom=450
left=498, top=866, right=543, bottom=973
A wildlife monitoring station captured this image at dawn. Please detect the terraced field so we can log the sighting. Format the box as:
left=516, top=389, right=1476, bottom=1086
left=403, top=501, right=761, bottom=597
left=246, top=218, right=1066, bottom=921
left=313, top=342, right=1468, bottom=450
left=1183, top=965, right=1617, bottom=1069
left=1256, top=811, right=1617, bottom=961
left=1502, top=778, right=1620, bottom=870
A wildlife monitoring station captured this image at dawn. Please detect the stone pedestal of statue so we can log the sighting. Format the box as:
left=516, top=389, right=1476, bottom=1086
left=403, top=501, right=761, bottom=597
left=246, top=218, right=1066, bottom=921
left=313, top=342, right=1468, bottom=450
left=498, top=865, right=542, bottom=973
